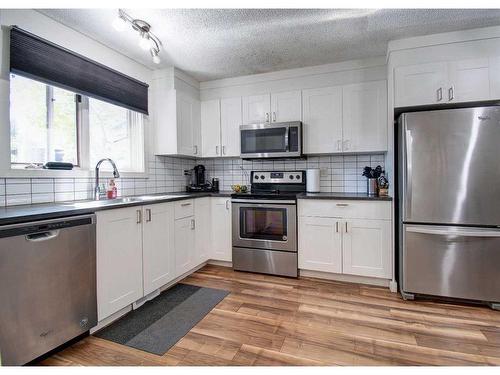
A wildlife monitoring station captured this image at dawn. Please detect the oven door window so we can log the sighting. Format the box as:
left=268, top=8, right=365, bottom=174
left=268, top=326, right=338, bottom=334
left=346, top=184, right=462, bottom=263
left=241, top=127, right=287, bottom=154
left=240, top=207, right=288, bottom=241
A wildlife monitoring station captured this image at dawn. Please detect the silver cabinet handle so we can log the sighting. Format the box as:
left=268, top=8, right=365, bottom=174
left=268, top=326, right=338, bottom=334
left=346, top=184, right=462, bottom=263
left=136, top=209, right=142, bottom=224
left=222, top=145, right=226, bottom=155
left=448, top=86, right=454, bottom=101
left=265, top=112, right=269, bottom=123
left=181, top=202, right=192, bottom=207
left=272, top=112, right=276, bottom=122
left=336, top=203, right=349, bottom=207
left=437, top=87, right=443, bottom=101
left=216, top=145, right=219, bottom=155
left=337, top=140, right=342, bottom=151
left=146, top=208, right=152, bottom=222
left=225, top=200, right=230, bottom=210
left=335, top=222, right=339, bottom=233
left=345, top=222, right=348, bottom=233
left=191, top=219, right=195, bottom=230
left=193, top=145, right=198, bottom=155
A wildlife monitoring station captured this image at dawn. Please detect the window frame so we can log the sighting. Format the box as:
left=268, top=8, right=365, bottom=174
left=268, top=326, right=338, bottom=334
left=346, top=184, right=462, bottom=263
left=6, top=75, right=147, bottom=178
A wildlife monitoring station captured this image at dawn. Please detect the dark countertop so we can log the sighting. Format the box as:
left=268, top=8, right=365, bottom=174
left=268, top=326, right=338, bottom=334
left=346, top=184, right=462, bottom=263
left=297, top=192, right=392, bottom=201
left=0, top=191, right=233, bottom=226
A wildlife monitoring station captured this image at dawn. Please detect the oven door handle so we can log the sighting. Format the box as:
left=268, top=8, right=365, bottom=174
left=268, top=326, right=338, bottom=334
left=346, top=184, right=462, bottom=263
left=285, top=126, right=290, bottom=151
left=231, top=199, right=296, bottom=205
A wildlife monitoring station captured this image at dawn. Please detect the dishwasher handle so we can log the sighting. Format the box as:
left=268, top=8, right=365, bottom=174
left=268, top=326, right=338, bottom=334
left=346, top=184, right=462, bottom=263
left=25, top=230, right=60, bottom=242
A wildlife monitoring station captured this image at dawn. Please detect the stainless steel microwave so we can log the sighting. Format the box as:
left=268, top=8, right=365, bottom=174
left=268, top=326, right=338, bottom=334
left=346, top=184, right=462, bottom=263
left=240, top=121, right=302, bottom=159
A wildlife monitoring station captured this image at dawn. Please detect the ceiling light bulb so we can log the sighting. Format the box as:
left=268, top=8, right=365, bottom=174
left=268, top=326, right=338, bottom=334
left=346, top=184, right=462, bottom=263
left=139, top=33, right=151, bottom=50
left=112, top=16, right=127, bottom=32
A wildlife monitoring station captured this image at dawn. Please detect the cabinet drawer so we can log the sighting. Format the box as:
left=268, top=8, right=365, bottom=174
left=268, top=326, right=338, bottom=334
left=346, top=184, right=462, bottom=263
left=174, top=199, right=195, bottom=219
left=298, top=200, right=391, bottom=220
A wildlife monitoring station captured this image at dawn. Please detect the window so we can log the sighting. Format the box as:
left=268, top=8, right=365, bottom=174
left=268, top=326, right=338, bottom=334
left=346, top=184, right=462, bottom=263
left=10, top=74, right=79, bottom=165
left=9, top=74, right=145, bottom=173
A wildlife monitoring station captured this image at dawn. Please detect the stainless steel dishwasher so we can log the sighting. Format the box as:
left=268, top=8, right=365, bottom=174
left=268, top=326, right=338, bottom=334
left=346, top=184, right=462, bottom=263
left=0, top=214, right=97, bottom=365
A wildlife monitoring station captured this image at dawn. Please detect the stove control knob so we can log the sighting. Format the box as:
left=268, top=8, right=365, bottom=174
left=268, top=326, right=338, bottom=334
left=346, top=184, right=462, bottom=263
left=254, top=175, right=259, bottom=180
left=289, top=175, right=294, bottom=179
left=296, top=175, right=301, bottom=180
left=260, top=175, right=265, bottom=180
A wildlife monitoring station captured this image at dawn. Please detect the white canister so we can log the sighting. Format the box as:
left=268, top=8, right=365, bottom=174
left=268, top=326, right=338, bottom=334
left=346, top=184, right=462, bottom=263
left=306, top=169, right=320, bottom=193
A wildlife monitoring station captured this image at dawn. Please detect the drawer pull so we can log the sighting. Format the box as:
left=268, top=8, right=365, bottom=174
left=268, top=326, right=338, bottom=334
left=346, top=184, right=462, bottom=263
left=336, top=203, right=349, bottom=207
left=180, top=202, right=192, bottom=207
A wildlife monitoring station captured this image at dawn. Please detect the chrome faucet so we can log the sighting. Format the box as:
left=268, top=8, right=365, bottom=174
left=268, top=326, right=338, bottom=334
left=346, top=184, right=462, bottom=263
left=94, top=158, right=120, bottom=200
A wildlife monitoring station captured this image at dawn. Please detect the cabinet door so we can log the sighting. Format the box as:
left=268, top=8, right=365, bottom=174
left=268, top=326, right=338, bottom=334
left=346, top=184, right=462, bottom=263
left=490, top=56, right=500, bottom=99
left=342, top=219, right=391, bottom=279
left=342, top=81, right=387, bottom=152
left=221, top=97, right=242, bottom=157
left=394, top=62, right=447, bottom=107
left=174, top=216, right=196, bottom=277
left=195, top=198, right=211, bottom=264
left=201, top=99, right=221, bottom=157
left=448, top=58, right=490, bottom=103
left=211, top=198, right=232, bottom=262
left=142, top=203, right=175, bottom=295
left=270, top=90, right=302, bottom=122
left=302, top=86, right=343, bottom=154
left=242, top=94, right=271, bottom=124
left=177, top=94, right=195, bottom=156
left=192, top=98, right=201, bottom=157
left=298, top=216, right=342, bottom=273
left=96, top=207, right=143, bottom=321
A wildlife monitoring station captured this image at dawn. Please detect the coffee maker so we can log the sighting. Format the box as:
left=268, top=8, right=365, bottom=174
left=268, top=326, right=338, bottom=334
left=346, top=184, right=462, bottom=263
left=185, top=164, right=217, bottom=192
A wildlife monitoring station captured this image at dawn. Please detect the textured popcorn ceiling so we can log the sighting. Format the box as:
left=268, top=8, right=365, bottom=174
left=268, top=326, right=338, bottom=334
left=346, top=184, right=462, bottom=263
left=39, top=9, right=500, bottom=82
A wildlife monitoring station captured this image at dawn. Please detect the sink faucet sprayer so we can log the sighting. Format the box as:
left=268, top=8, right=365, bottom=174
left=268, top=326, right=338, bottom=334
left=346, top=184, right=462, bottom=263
left=94, top=158, right=120, bottom=200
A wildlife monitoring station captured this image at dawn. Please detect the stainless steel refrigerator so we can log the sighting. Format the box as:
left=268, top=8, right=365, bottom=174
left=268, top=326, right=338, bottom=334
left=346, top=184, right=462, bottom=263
left=398, top=106, right=500, bottom=309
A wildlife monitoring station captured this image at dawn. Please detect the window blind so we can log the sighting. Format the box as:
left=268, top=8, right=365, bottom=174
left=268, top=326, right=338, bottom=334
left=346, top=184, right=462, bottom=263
left=10, top=26, right=149, bottom=115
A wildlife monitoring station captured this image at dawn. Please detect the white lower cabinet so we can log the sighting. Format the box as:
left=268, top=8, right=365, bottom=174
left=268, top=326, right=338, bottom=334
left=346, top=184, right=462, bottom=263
left=142, top=203, right=175, bottom=295
left=195, top=197, right=211, bottom=263
left=211, top=198, right=232, bottom=262
left=96, top=207, right=144, bottom=321
left=298, top=216, right=342, bottom=273
left=342, top=219, right=391, bottom=278
left=174, top=216, right=196, bottom=277
left=298, top=200, right=392, bottom=281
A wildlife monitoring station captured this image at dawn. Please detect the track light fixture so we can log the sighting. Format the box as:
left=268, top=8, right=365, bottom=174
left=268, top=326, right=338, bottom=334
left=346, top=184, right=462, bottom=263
left=113, top=9, right=162, bottom=64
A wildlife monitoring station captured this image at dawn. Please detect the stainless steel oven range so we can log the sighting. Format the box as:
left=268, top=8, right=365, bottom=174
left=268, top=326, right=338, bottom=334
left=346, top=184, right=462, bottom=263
left=231, top=170, right=305, bottom=277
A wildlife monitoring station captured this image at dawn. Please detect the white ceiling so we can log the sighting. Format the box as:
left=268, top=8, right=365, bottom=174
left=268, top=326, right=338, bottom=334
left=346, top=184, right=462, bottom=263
left=39, top=9, right=500, bottom=82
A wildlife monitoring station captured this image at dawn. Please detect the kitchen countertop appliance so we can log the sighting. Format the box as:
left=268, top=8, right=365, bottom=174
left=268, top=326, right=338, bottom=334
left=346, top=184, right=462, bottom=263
left=0, top=214, right=97, bottom=365
left=240, top=121, right=302, bottom=159
left=231, top=170, right=306, bottom=277
left=398, top=106, right=500, bottom=309
left=186, top=164, right=217, bottom=193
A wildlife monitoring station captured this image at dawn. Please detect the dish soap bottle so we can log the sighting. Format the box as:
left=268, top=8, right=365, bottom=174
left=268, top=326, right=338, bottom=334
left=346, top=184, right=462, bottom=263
left=107, top=179, right=117, bottom=199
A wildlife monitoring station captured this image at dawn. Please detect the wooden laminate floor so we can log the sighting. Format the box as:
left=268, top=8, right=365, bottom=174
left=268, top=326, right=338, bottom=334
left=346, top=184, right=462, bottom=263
left=40, top=265, right=500, bottom=366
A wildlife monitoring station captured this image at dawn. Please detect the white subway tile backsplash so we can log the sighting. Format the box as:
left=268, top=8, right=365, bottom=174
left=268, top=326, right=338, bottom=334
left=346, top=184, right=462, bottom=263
left=6, top=183, right=31, bottom=195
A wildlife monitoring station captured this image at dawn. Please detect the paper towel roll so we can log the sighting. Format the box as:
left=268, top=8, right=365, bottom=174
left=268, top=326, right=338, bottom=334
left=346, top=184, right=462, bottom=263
left=306, top=169, right=320, bottom=193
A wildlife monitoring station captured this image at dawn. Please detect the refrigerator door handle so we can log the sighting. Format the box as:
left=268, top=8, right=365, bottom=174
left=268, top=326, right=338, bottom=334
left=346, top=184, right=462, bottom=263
left=406, top=225, right=500, bottom=237
left=404, top=124, right=413, bottom=220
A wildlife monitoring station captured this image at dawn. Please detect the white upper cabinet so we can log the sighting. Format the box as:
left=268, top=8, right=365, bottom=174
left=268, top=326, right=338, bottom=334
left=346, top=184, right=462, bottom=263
left=448, top=58, right=490, bottom=102
left=201, top=99, right=221, bottom=157
left=342, top=81, right=387, bottom=153
left=200, top=97, right=242, bottom=158
left=270, top=90, right=302, bottom=123
left=220, top=97, right=242, bottom=157
left=302, top=86, right=343, bottom=154
left=395, top=58, right=495, bottom=107
left=490, top=56, right=500, bottom=99
left=242, top=94, right=271, bottom=124
left=394, top=62, right=448, bottom=107
left=142, top=203, right=175, bottom=296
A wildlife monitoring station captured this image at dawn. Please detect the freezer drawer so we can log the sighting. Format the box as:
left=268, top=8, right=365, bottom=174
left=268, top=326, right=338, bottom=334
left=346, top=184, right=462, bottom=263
left=402, top=224, right=500, bottom=303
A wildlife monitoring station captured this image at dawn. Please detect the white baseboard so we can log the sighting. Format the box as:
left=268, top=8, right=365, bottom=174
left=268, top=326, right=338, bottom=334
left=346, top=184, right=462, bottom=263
left=299, top=269, right=391, bottom=288
left=389, top=280, right=398, bottom=293
left=207, top=260, right=232, bottom=268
